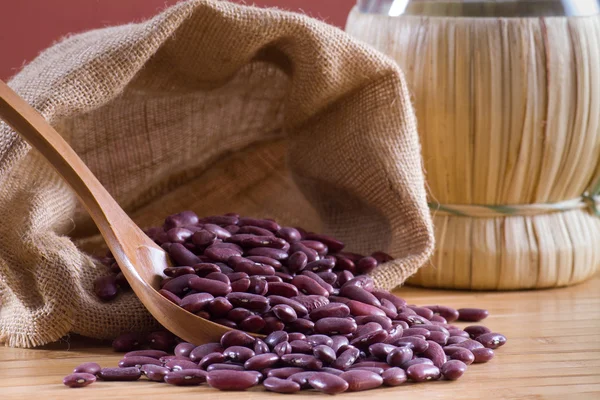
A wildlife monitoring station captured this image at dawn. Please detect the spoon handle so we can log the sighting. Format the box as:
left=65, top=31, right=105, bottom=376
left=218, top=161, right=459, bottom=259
left=0, top=79, right=131, bottom=238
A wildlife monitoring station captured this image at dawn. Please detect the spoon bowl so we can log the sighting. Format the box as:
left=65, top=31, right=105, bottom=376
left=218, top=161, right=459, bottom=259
left=0, top=79, right=250, bottom=345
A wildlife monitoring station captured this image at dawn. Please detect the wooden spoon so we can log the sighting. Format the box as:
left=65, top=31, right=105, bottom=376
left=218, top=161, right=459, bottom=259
left=0, top=79, right=244, bottom=345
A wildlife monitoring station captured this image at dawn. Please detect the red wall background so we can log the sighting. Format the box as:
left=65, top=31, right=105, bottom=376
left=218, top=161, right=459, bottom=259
left=0, top=0, right=356, bottom=81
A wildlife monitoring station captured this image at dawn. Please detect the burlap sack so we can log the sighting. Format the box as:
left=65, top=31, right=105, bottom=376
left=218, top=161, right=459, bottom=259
left=0, top=0, right=434, bottom=348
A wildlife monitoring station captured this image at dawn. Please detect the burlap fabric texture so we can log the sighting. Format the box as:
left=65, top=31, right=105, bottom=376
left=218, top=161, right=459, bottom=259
left=0, top=0, right=434, bottom=348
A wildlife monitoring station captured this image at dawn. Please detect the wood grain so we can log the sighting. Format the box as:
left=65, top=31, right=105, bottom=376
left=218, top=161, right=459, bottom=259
left=2, top=274, right=599, bottom=399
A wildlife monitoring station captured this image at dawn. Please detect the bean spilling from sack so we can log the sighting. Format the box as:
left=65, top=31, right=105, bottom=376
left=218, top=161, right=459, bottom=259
left=64, top=212, right=507, bottom=392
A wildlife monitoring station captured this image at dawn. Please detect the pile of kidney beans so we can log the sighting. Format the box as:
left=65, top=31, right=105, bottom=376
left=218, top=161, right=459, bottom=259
left=66, top=212, right=507, bottom=392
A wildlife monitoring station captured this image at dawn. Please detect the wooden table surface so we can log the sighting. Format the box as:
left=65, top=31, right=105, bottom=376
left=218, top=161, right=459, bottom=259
left=2, top=275, right=599, bottom=400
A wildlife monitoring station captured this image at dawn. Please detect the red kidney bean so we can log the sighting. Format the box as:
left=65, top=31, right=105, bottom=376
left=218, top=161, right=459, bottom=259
left=235, top=261, right=276, bottom=276
left=206, top=272, right=231, bottom=285
left=240, top=236, right=288, bottom=250
left=230, top=278, right=251, bottom=292
left=346, top=300, right=386, bottom=317
left=336, top=270, right=355, bottom=287
left=446, top=347, right=474, bottom=365
left=253, top=339, right=270, bottom=355
left=268, top=295, right=308, bottom=316
left=202, top=224, right=232, bottom=240
left=267, top=367, right=305, bottom=379
left=261, top=275, right=283, bottom=283
left=94, top=275, right=118, bottom=301
left=422, top=340, right=446, bottom=368
left=262, top=331, right=287, bottom=348
left=198, top=352, right=226, bottom=369
left=430, top=315, right=448, bottom=323
left=274, top=341, right=292, bottom=356
left=166, top=227, right=193, bottom=243
left=368, top=343, right=396, bottom=360
left=246, top=256, right=282, bottom=270
left=320, top=367, right=344, bottom=376
left=281, top=354, right=323, bottom=370
left=313, top=344, right=337, bottom=364
left=238, top=218, right=281, bottom=232
left=371, top=251, right=393, bottom=263
left=199, top=215, right=238, bottom=225
left=239, top=314, right=266, bottom=332
left=162, top=274, right=197, bottom=296
left=288, top=332, right=307, bottom=341
left=141, top=364, right=170, bottom=382
left=118, top=356, right=162, bottom=368
left=158, top=288, right=180, bottom=306
left=246, top=247, right=289, bottom=260
left=165, top=359, right=200, bottom=371
left=213, top=318, right=237, bottom=329
left=371, top=290, right=406, bottom=309
left=355, top=315, right=393, bottom=331
left=402, top=327, right=431, bottom=339
left=247, top=276, right=268, bottom=295
left=332, top=347, right=360, bottom=370
left=190, top=343, right=225, bottom=362
left=206, top=363, right=246, bottom=372
left=335, top=256, right=356, bottom=273
left=356, top=257, right=378, bottom=274
left=164, top=369, right=207, bottom=385
left=457, top=308, right=489, bottom=322
left=306, top=334, right=333, bottom=347
left=464, top=325, right=492, bottom=339
left=112, top=333, right=144, bottom=352
left=219, top=330, right=255, bottom=348
left=289, top=242, right=319, bottom=262
left=73, top=362, right=101, bottom=375
left=315, top=317, right=357, bottom=335
left=299, top=240, right=328, bottom=256
left=191, top=230, right=217, bottom=248
left=204, top=244, right=243, bottom=262
left=237, top=226, right=275, bottom=236
left=180, top=293, right=214, bottom=313
left=276, top=227, right=302, bottom=242
left=401, top=358, right=434, bottom=370
left=350, top=329, right=388, bottom=349
left=291, top=295, right=329, bottom=312
left=265, top=282, right=298, bottom=298
left=447, top=336, right=469, bottom=345
left=453, top=339, right=485, bottom=351
left=393, top=337, right=429, bottom=353
left=408, top=306, right=434, bottom=320
left=342, top=275, right=375, bottom=291
left=309, top=372, right=349, bottom=394
left=226, top=292, right=269, bottom=312
left=355, top=322, right=383, bottom=337
left=386, top=346, right=413, bottom=366
left=305, top=233, right=345, bottom=253
left=114, top=271, right=129, bottom=289
left=305, top=259, right=336, bottom=274
left=63, top=373, right=96, bottom=388
left=264, top=316, right=284, bottom=333
left=476, top=332, right=507, bottom=349
left=317, top=271, right=337, bottom=285
left=288, top=371, right=317, bottom=389
left=168, top=243, right=201, bottom=266
left=448, top=328, right=469, bottom=338
left=272, top=304, right=298, bottom=323
left=163, top=266, right=196, bottom=278
left=263, top=377, right=302, bottom=393
left=290, top=339, right=313, bottom=353
left=98, top=367, right=141, bottom=381
left=207, top=297, right=233, bottom=317
left=339, top=370, right=383, bottom=391
left=286, top=318, right=315, bottom=333
left=472, top=348, right=495, bottom=363
left=243, top=353, right=280, bottom=370
left=406, top=364, right=441, bottom=382
left=227, top=307, right=254, bottom=323
left=164, top=211, right=199, bottom=230
left=206, top=369, right=260, bottom=390
left=382, top=367, right=406, bottom=386
left=331, top=335, right=349, bottom=352
left=428, top=331, right=449, bottom=346
left=159, top=355, right=191, bottom=363
left=301, top=270, right=334, bottom=294
left=193, top=263, right=221, bottom=276
left=351, top=366, right=385, bottom=375
left=441, top=360, right=467, bottom=380
left=292, top=275, right=329, bottom=297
